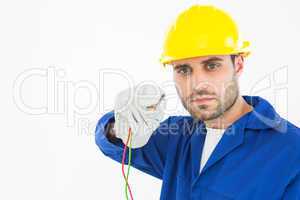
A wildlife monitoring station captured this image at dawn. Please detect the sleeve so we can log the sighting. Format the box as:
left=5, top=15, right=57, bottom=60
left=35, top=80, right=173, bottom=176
left=282, top=173, right=300, bottom=199
left=95, top=111, right=171, bottom=180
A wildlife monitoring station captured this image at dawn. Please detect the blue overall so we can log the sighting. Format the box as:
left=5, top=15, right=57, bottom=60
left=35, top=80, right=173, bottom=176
left=95, top=96, right=300, bottom=199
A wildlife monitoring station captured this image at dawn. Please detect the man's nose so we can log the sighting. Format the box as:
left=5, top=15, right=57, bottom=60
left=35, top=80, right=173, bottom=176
left=190, top=73, right=210, bottom=92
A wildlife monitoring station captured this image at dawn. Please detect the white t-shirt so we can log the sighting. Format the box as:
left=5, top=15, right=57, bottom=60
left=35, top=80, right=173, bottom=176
left=199, top=127, right=226, bottom=174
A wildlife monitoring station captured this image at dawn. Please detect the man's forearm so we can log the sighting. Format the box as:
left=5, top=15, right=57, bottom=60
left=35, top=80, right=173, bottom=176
left=105, top=122, right=122, bottom=144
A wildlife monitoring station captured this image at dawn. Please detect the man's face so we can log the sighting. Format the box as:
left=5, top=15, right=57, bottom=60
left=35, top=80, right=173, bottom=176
left=171, top=55, right=243, bottom=121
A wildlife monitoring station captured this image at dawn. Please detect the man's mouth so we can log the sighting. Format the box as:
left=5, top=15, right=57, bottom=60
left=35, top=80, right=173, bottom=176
left=191, top=97, right=216, bottom=104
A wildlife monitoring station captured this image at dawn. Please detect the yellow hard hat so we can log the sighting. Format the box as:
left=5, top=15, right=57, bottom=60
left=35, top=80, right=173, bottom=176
left=160, top=5, right=250, bottom=65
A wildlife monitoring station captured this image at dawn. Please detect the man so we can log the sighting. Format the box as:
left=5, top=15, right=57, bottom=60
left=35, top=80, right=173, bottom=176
left=95, top=5, right=300, bottom=199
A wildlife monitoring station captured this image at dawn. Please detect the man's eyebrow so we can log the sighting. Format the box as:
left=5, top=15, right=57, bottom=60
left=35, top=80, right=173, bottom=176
left=173, top=57, right=223, bottom=69
left=173, top=63, right=191, bottom=70
left=200, top=57, right=223, bottom=64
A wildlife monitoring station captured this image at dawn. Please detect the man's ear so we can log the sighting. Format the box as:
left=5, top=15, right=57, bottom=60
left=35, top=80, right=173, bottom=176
left=234, top=55, right=244, bottom=77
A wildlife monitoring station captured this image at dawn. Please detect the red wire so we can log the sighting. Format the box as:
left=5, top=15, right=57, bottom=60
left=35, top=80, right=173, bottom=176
left=121, top=128, right=134, bottom=200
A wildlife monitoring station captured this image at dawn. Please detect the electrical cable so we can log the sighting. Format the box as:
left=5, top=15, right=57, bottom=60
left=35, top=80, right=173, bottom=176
left=121, top=128, right=134, bottom=200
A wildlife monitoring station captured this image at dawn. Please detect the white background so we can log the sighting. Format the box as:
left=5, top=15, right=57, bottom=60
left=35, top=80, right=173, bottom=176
left=1, top=0, right=300, bottom=199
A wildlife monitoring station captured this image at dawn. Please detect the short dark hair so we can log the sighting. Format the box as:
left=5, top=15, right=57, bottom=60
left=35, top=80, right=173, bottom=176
left=230, top=55, right=236, bottom=64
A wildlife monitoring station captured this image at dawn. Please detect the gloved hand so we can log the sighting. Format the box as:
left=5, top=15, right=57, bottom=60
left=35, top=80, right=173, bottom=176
left=113, top=83, right=166, bottom=148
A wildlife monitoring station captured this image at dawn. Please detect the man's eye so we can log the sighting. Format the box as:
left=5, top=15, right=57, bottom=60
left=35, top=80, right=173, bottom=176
left=206, top=63, right=221, bottom=71
left=177, top=67, right=192, bottom=75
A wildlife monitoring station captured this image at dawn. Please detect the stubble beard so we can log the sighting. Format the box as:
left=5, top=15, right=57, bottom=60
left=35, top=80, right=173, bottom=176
left=177, top=77, right=240, bottom=121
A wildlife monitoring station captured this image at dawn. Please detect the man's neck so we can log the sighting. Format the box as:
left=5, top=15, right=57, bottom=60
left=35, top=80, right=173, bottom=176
left=204, top=96, right=253, bottom=129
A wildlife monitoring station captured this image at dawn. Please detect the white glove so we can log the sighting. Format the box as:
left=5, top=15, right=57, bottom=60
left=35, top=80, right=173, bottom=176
left=114, top=83, right=166, bottom=148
